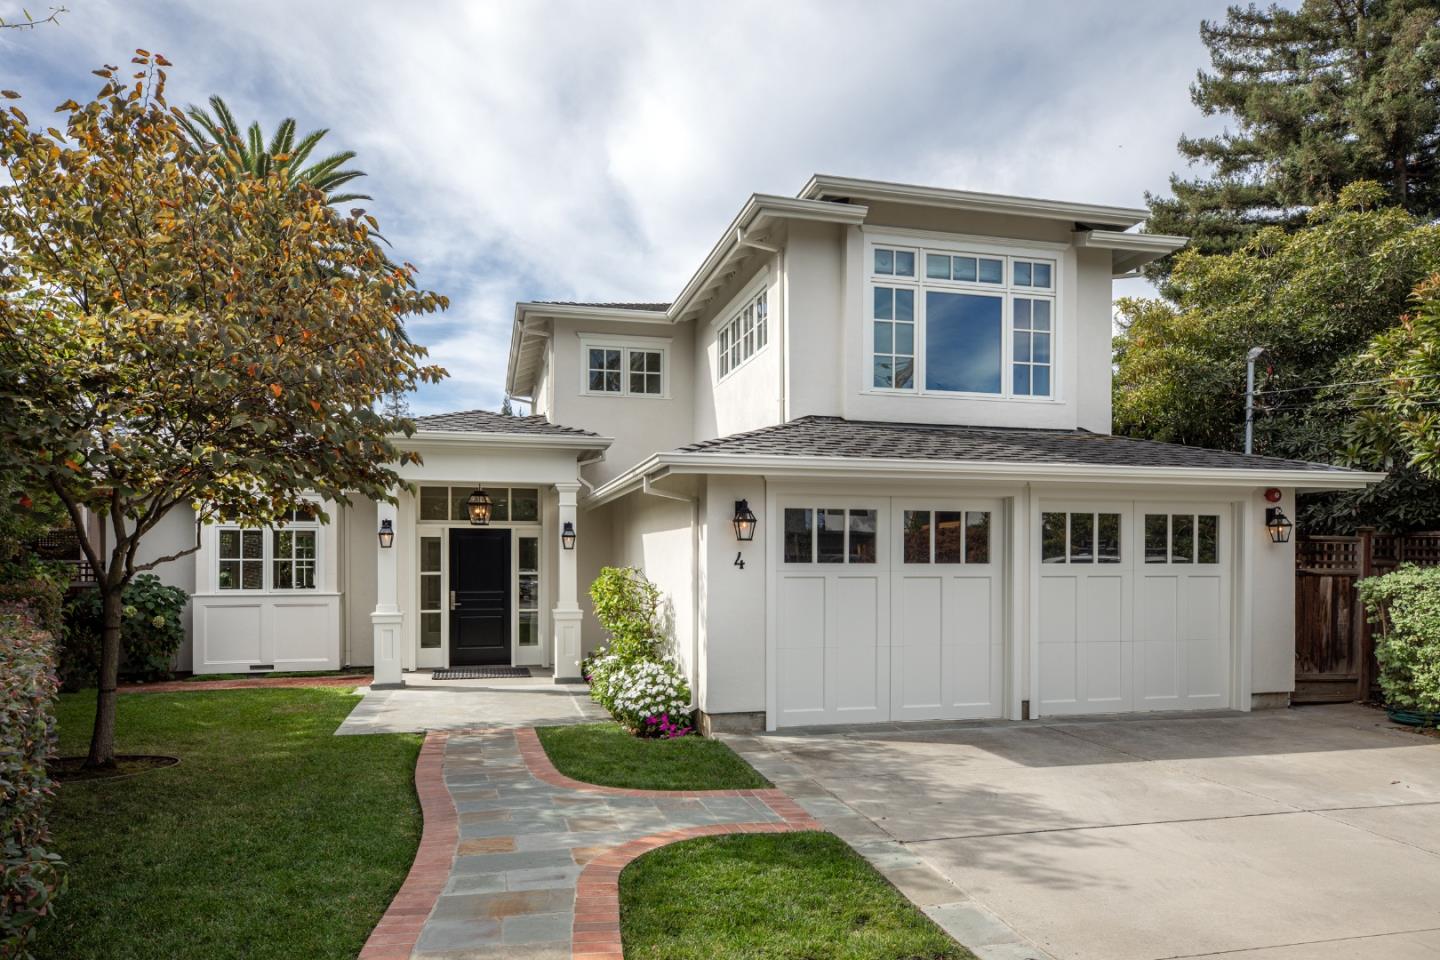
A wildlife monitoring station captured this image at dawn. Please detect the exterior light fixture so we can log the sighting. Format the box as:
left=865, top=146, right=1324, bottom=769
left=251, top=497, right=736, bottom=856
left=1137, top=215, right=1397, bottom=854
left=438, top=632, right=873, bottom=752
left=1265, top=506, right=1293, bottom=544
left=377, top=519, right=395, bottom=549
left=466, top=486, right=492, bottom=526
left=732, top=500, right=757, bottom=542
left=561, top=521, right=577, bottom=550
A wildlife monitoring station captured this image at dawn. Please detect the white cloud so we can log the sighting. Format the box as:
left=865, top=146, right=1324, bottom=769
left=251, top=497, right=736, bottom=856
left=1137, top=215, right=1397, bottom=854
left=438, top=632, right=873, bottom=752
left=3, top=0, right=1234, bottom=413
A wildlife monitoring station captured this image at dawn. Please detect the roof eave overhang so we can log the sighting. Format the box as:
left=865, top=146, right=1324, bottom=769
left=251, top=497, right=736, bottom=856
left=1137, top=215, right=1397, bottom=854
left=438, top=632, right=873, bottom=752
left=394, top=429, right=613, bottom=452
left=1074, top=228, right=1189, bottom=277
left=800, top=174, right=1148, bottom=229
left=587, top=452, right=1383, bottom=507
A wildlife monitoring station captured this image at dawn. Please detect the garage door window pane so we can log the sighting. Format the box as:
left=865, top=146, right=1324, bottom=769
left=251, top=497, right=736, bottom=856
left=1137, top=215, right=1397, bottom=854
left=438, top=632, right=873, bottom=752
left=1098, top=513, right=1122, bottom=563
left=1067, top=513, right=1093, bottom=563
left=965, top=512, right=990, bottom=563
left=935, top=511, right=964, bottom=563
left=784, top=509, right=813, bottom=563
left=848, top=510, right=878, bottom=563
left=1145, top=515, right=1168, bottom=563
left=904, top=511, right=931, bottom=564
left=1198, top=515, right=1219, bottom=564
left=1041, top=512, right=1067, bottom=563
left=1171, top=515, right=1194, bottom=563
left=817, top=509, right=846, bottom=564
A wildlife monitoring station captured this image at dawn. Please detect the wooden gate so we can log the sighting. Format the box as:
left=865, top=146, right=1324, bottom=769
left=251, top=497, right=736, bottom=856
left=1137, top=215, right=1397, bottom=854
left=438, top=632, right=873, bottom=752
left=1295, top=530, right=1440, bottom=703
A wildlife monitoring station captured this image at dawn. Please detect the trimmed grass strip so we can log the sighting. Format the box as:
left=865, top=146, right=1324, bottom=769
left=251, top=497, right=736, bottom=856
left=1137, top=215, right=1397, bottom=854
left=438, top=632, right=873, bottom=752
left=536, top=721, right=770, bottom=790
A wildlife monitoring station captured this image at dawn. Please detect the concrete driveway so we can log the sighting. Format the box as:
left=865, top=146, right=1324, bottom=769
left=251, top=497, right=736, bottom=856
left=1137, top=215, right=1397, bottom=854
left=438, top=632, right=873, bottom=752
left=726, top=705, right=1440, bottom=960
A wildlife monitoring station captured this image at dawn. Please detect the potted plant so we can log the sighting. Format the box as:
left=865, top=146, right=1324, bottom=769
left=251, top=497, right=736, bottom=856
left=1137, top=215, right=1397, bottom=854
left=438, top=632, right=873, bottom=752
left=1357, top=564, right=1440, bottom=727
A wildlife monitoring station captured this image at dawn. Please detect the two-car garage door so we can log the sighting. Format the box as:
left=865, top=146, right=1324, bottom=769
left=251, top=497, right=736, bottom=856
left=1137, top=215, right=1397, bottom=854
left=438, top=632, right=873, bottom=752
left=771, top=497, right=1233, bottom=728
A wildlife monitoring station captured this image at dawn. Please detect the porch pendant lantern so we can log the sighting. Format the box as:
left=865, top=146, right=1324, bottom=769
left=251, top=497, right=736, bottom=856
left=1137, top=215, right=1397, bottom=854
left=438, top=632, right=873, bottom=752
left=561, top=521, right=577, bottom=550
left=732, top=500, right=757, bottom=542
left=466, top=486, right=493, bottom=526
left=1265, top=506, right=1293, bottom=544
left=377, top=519, right=395, bottom=548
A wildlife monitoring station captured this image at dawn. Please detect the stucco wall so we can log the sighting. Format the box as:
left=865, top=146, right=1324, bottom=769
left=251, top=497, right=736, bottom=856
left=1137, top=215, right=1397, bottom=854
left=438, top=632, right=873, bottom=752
left=543, top=316, right=695, bottom=487
left=342, top=498, right=377, bottom=667
left=698, top=475, right=767, bottom=715
left=138, top=506, right=198, bottom=671
left=606, top=492, right=698, bottom=691
left=693, top=266, right=785, bottom=442
left=1249, top=487, right=1297, bottom=697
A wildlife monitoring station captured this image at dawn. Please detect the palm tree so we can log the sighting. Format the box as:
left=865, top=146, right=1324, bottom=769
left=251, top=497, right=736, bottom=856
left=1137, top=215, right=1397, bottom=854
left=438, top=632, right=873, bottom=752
left=178, top=95, right=370, bottom=204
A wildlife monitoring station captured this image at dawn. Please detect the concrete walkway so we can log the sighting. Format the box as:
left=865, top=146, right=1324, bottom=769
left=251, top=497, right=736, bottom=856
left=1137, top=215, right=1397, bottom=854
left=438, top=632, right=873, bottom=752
left=723, top=705, right=1440, bottom=960
left=337, top=673, right=605, bottom=735
left=359, top=727, right=819, bottom=960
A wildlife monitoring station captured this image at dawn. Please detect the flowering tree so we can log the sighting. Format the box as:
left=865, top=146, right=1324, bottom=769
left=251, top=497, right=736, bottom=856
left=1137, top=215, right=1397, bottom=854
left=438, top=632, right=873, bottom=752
left=0, top=54, right=447, bottom=767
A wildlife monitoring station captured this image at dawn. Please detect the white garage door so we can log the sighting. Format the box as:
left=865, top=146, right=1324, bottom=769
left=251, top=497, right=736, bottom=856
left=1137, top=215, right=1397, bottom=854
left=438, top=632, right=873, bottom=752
left=1037, top=503, right=1231, bottom=717
left=773, top=497, right=1004, bottom=727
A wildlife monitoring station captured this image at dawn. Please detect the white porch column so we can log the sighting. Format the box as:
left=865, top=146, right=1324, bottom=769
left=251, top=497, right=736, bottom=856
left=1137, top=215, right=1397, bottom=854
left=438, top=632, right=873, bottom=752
left=371, top=498, right=404, bottom=688
left=552, top=482, right=583, bottom=683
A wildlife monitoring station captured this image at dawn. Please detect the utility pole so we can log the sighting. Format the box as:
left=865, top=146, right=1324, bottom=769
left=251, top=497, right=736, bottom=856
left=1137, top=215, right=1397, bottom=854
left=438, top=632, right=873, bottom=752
left=1245, top=346, right=1266, bottom=454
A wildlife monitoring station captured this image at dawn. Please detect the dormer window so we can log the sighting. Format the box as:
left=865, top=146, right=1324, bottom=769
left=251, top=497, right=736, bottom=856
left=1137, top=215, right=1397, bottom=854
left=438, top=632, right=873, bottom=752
left=580, top=334, right=669, bottom=398
left=870, top=239, right=1057, bottom=400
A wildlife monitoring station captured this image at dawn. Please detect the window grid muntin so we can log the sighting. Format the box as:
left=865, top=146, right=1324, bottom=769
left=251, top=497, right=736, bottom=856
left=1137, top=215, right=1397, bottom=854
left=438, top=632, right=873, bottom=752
left=901, top=509, right=991, bottom=564
left=1144, top=513, right=1221, bottom=565
left=782, top=507, right=878, bottom=565
left=216, top=507, right=321, bottom=592
left=717, top=289, right=770, bottom=382
left=417, top=486, right=542, bottom=524
left=1040, top=512, right=1123, bottom=564
left=869, top=242, right=1058, bottom=400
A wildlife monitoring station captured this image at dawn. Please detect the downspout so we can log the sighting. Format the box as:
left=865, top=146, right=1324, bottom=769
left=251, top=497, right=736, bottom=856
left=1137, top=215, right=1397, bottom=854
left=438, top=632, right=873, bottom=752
left=736, top=227, right=785, bottom=421
left=641, top=474, right=701, bottom=713
left=575, top=452, right=605, bottom=497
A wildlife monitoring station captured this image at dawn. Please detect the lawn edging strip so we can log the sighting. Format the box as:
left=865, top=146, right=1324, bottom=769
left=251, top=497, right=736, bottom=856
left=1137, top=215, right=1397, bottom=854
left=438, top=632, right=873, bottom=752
left=119, top=674, right=372, bottom=694
left=358, top=731, right=456, bottom=960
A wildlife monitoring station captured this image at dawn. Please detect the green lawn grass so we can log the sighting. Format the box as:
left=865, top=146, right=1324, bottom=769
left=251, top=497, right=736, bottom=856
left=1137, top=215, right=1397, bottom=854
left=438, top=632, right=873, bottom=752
left=620, top=831, right=973, bottom=960
left=39, top=688, right=422, bottom=960
left=536, top=722, right=770, bottom=791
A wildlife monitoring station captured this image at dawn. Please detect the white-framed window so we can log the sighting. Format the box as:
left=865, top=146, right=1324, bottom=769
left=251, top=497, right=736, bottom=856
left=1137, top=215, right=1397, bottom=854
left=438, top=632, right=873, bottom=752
left=1143, top=513, right=1220, bottom=565
left=517, top=535, right=539, bottom=647
left=717, top=288, right=769, bottom=380
left=782, top=507, right=878, bottom=564
left=216, top=505, right=321, bottom=592
left=1041, top=511, right=1123, bottom=564
left=580, top=335, right=669, bottom=397
left=417, top=485, right=541, bottom=523
left=901, top=509, right=991, bottom=564
left=870, top=238, right=1057, bottom=400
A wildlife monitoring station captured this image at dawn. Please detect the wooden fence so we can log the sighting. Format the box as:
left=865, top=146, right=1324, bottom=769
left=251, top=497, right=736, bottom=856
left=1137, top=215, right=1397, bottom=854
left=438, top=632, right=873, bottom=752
left=1295, top=530, right=1440, bottom=704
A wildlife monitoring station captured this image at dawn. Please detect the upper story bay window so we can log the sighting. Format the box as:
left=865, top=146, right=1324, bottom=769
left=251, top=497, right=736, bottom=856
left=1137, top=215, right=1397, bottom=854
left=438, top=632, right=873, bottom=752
left=580, top=334, right=668, bottom=398
left=870, top=242, right=1057, bottom=399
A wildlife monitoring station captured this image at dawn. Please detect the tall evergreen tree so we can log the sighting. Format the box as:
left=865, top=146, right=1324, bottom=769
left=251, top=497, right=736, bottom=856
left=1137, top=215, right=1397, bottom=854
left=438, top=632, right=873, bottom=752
left=1148, top=1, right=1440, bottom=272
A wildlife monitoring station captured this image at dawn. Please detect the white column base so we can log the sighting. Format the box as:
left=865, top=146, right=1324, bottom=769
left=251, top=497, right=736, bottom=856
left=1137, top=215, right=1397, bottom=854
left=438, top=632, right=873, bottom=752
left=552, top=607, right=583, bottom=683
left=371, top=610, right=405, bottom=688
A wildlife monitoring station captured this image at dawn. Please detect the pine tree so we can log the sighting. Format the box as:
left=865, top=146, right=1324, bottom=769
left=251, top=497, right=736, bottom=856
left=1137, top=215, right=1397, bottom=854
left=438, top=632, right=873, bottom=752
left=500, top=396, right=514, bottom=416
left=1148, top=1, right=1440, bottom=271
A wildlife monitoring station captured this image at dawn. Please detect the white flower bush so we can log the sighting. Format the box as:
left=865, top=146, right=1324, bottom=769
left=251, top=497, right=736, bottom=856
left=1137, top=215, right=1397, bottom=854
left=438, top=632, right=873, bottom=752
left=605, top=659, right=693, bottom=735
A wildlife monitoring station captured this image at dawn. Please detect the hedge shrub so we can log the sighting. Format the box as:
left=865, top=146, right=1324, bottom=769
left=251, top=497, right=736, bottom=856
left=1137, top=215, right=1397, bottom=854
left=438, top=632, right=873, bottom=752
left=60, top=574, right=188, bottom=690
left=0, top=602, right=65, bottom=958
left=587, top=566, right=663, bottom=663
left=1357, top=564, right=1440, bottom=715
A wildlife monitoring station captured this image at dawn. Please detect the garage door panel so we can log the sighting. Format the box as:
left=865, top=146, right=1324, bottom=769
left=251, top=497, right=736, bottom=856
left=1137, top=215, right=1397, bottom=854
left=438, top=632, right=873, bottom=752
left=1183, top=576, right=1225, bottom=701
left=833, top=576, right=886, bottom=717
left=777, top=577, right=827, bottom=721
left=1137, top=576, right=1179, bottom=703
left=948, top=576, right=997, bottom=710
left=1039, top=639, right=1077, bottom=705
left=895, top=576, right=943, bottom=714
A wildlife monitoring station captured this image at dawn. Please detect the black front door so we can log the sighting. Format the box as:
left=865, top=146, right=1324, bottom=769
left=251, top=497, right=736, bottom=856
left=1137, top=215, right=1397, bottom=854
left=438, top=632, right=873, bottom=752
left=450, top=529, right=510, bottom=666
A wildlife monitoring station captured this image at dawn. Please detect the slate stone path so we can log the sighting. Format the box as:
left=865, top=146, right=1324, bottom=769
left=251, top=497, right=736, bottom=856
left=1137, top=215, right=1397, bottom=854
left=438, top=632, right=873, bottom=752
left=359, top=728, right=820, bottom=960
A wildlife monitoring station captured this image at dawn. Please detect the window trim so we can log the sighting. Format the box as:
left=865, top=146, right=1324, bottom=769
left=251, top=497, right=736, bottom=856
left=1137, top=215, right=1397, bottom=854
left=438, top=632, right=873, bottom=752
left=714, top=277, right=772, bottom=383
left=862, top=233, right=1061, bottom=404
left=577, top=333, right=672, bottom=399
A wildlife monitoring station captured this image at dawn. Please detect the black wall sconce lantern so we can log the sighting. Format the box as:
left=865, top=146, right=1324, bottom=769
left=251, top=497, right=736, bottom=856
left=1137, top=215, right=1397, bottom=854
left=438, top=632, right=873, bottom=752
left=561, top=521, right=577, bottom=550
left=1265, top=506, right=1293, bottom=544
left=732, top=500, right=757, bottom=542
left=466, top=486, right=493, bottom=526
left=377, top=519, right=395, bottom=548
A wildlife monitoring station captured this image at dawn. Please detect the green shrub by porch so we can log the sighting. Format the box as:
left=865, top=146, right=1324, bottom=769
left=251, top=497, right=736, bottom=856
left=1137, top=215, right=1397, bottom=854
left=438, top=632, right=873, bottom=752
left=0, top=601, right=65, bottom=959
left=588, top=566, right=664, bottom=663
left=1358, top=564, right=1440, bottom=715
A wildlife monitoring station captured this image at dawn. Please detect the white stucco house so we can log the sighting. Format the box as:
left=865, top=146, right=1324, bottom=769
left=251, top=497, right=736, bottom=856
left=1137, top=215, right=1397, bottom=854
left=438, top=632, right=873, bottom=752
left=148, top=174, right=1381, bottom=731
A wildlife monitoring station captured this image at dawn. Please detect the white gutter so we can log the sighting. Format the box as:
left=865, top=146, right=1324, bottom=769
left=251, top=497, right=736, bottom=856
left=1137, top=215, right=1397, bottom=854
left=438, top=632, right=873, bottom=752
left=575, top=452, right=605, bottom=496
left=395, top=430, right=614, bottom=451
left=800, top=174, right=1149, bottom=228
left=589, top=452, right=1383, bottom=507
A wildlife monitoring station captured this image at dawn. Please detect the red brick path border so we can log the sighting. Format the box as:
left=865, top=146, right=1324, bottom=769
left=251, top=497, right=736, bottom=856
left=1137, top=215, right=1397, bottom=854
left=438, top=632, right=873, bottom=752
left=358, top=731, right=456, bottom=960
left=571, top=820, right=820, bottom=960
left=120, top=674, right=372, bottom=694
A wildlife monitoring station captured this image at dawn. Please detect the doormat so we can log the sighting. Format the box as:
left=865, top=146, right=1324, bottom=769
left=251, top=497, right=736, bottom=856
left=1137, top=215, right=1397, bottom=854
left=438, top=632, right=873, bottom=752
left=431, top=667, right=533, bottom=680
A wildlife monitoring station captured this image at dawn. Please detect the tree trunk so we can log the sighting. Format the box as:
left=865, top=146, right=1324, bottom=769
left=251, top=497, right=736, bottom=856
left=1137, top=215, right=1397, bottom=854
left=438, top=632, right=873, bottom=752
left=86, top=585, right=124, bottom=768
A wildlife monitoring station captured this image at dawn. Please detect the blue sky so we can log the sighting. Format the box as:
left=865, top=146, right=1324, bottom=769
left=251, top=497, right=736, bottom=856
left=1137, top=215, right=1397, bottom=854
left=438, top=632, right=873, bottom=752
left=2, top=0, right=1234, bottom=414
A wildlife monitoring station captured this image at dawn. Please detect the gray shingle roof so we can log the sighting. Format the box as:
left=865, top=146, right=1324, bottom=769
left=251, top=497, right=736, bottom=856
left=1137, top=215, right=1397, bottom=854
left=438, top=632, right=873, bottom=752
left=677, top=416, right=1358, bottom=473
left=413, top=409, right=599, bottom=437
left=538, top=301, right=671, bottom=311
